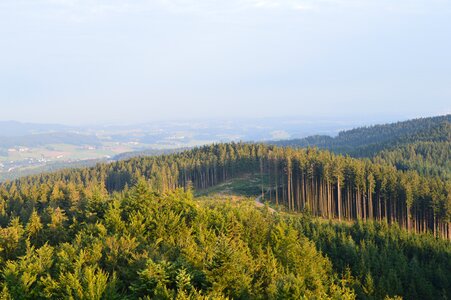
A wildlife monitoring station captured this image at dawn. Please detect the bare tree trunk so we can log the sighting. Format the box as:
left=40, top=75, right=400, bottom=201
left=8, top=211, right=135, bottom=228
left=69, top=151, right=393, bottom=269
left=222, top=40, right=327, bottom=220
left=337, top=179, right=341, bottom=221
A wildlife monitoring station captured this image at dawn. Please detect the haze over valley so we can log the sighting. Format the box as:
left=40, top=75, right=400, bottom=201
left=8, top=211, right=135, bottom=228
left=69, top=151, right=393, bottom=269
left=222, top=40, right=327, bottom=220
left=0, top=115, right=397, bottom=181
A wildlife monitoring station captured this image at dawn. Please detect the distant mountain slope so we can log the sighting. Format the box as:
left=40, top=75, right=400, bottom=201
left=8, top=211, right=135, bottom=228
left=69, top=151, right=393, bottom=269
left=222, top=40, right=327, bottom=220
left=373, top=141, right=451, bottom=180
left=0, top=121, right=72, bottom=136
left=274, top=114, right=450, bottom=157
left=272, top=115, right=451, bottom=180
left=0, top=132, right=101, bottom=148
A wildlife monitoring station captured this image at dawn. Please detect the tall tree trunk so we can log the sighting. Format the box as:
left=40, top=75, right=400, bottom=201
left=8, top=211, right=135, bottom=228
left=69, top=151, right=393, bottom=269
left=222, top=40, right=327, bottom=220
left=337, top=179, right=341, bottom=221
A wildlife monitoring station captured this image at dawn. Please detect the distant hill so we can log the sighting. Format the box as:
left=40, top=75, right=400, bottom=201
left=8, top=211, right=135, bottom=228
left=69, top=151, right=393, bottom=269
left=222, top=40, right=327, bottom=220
left=0, top=132, right=101, bottom=148
left=273, top=114, right=450, bottom=157
left=272, top=115, right=451, bottom=179
left=0, top=121, right=72, bottom=136
left=373, top=141, right=451, bottom=179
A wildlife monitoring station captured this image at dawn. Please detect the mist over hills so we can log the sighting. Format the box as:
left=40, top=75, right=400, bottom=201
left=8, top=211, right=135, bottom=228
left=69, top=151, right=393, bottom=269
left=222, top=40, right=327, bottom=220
left=1, top=116, right=365, bottom=181
left=0, top=121, right=73, bottom=137
left=0, top=132, right=101, bottom=149
left=0, top=115, right=449, bottom=182
left=0, top=116, right=377, bottom=144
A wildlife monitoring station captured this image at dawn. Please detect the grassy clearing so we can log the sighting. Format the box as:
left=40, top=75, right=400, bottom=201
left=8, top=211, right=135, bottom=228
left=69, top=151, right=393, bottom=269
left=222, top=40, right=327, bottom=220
left=194, top=173, right=269, bottom=197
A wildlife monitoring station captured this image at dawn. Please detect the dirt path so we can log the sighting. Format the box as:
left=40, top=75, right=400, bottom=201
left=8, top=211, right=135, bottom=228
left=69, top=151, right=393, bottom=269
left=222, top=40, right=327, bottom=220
left=255, top=194, right=276, bottom=213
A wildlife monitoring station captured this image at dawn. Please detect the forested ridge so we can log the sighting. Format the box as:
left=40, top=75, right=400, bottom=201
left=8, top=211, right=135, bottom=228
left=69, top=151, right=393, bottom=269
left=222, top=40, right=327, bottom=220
left=0, top=141, right=450, bottom=298
left=273, top=115, right=450, bottom=157
left=2, top=143, right=449, bottom=239
left=373, top=141, right=451, bottom=180
left=272, top=115, right=450, bottom=182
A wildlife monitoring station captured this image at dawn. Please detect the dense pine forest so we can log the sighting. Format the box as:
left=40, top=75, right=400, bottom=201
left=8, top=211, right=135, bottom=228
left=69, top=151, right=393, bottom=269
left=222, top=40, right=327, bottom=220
left=3, top=0, right=451, bottom=296
left=273, top=115, right=450, bottom=179
left=3, top=143, right=448, bottom=238
left=0, top=116, right=449, bottom=299
left=0, top=182, right=449, bottom=299
left=0, top=176, right=358, bottom=299
left=274, top=115, right=450, bottom=156
left=372, top=141, right=451, bottom=180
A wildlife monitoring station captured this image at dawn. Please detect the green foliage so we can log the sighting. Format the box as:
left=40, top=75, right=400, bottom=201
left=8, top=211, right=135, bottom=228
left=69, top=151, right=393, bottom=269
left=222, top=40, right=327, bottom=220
left=274, top=114, right=450, bottom=158
left=373, top=141, right=451, bottom=180
left=0, top=181, right=360, bottom=299
left=0, top=178, right=448, bottom=299
left=293, top=218, right=451, bottom=299
left=0, top=135, right=449, bottom=299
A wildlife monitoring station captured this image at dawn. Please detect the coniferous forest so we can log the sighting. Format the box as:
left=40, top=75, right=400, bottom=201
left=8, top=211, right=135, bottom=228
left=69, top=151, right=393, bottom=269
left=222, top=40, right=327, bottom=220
left=0, top=117, right=449, bottom=299
left=2, top=0, right=451, bottom=296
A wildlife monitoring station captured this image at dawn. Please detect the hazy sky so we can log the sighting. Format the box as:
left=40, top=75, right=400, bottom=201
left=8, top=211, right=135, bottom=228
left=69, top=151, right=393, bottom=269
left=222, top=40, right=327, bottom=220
left=0, top=0, right=450, bottom=125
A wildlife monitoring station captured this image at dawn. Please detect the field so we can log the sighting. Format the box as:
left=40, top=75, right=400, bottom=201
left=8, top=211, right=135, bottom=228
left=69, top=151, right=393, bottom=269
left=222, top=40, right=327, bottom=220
left=0, top=142, right=145, bottom=182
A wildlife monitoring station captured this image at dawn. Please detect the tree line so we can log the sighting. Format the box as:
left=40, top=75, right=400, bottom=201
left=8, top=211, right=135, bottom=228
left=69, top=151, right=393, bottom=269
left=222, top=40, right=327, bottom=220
left=273, top=114, right=450, bottom=157
left=373, top=141, right=450, bottom=180
left=1, top=143, right=449, bottom=239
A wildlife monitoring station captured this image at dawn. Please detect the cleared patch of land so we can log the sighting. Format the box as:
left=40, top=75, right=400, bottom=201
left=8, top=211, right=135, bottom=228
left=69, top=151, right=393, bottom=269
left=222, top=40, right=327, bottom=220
left=194, top=174, right=268, bottom=197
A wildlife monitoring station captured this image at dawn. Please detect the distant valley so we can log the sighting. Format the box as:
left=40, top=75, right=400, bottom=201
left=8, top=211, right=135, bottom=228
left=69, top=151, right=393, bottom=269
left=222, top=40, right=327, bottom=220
left=0, top=117, right=381, bottom=181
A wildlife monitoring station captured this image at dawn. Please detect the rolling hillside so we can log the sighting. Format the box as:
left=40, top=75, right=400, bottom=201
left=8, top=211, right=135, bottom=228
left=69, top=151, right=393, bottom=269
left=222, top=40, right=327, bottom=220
left=273, top=115, right=451, bottom=180
left=274, top=114, right=450, bottom=156
left=0, top=117, right=449, bottom=299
